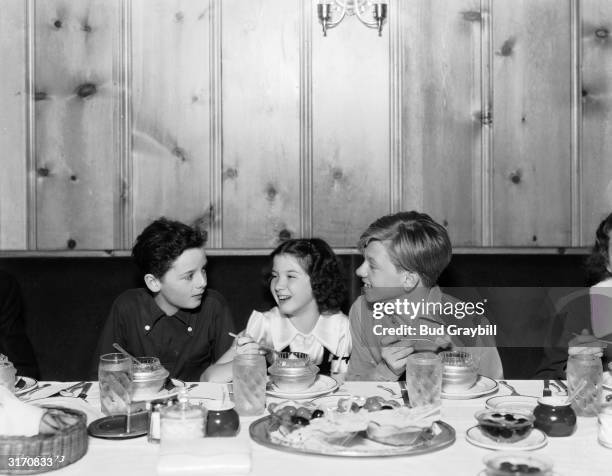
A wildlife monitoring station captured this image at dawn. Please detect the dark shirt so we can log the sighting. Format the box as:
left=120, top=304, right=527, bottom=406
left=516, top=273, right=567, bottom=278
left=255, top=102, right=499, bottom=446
left=0, top=270, right=39, bottom=378
left=93, top=288, right=235, bottom=381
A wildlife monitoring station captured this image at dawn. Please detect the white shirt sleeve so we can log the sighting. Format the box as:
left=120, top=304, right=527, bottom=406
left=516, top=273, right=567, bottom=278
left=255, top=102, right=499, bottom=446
left=244, top=310, right=272, bottom=346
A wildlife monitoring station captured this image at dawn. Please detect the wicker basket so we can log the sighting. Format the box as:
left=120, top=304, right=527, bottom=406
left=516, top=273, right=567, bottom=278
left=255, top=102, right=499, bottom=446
left=0, top=407, right=88, bottom=474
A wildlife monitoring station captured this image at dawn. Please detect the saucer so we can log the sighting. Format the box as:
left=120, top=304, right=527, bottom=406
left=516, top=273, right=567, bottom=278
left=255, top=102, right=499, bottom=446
left=441, top=376, right=498, bottom=400
left=465, top=426, right=547, bottom=451
left=14, top=376, right=37, bottom=395
left=266, top=375, right=338, bottom=400
left=88, top=411, right=149, bottom=439
left=485, top=395, right=539, bottom=413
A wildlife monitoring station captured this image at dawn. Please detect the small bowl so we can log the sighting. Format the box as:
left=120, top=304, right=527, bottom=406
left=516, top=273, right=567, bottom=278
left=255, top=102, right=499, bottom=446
left=475, top=409, right=534, bottom=443
left=483, top=452, right=553, bottom=475
left=440, top=351, right=477, bottom=392
left=268, top=354, right=319, bottom=392
left=132, top=357, right=169, bottom=400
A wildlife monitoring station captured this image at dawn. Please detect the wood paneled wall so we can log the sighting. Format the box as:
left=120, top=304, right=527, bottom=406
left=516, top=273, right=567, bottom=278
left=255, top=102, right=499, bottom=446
left=1, top=0, right=611, bottom=251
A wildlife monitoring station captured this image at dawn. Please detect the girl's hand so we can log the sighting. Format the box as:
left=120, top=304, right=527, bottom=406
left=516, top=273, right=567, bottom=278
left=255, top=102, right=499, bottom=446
left=234, top=333, right=265, bottom=355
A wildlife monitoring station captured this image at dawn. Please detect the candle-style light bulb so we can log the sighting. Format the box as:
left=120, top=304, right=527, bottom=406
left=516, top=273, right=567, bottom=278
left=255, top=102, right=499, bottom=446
left=318, top=3, right=331, bottom=37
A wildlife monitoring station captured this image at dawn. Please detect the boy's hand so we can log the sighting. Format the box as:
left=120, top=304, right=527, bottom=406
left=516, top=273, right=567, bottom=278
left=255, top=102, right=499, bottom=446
left=568, top=329, right=604, bottom=357
left=234, top=333, right=266, bottom=355
left=380, top=335, right=415, bottom=375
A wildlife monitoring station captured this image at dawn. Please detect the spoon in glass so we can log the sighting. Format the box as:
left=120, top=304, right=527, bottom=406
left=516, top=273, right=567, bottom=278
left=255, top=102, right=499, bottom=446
left=112, top=343, right=141, bottom=366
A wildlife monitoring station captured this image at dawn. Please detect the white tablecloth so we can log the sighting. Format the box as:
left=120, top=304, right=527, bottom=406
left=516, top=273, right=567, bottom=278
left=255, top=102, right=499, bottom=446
left=18, top=380, right=612, bottom=476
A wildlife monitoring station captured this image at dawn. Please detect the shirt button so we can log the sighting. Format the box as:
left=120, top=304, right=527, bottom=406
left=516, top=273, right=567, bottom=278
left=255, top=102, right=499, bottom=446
left=187, top=326, right=193, bottom=332
left=144, top=325, right=151, bottom=331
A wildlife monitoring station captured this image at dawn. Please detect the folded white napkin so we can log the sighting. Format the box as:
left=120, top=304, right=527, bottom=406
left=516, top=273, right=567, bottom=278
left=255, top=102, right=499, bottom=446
left=157, top=436, right=251, bottom=476
left=0, top=386, right=44, bottom=436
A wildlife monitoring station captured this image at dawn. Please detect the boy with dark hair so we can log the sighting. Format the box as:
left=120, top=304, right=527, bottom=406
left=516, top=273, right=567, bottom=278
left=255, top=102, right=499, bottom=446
left=346, top=211, right=503, bottom=381
left=93, top=217, right=235, bottom=381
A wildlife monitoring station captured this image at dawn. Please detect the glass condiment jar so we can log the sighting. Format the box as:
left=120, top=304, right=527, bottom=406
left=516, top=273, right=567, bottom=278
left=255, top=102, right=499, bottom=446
left=205, top=400, right=240, bottom=437
left=567, top=353, right=603, bottom=417
left=132, top=357, right=169, bottom=401
left=533, top=396, right=576, bottom=437
left=160, top=388, right=205, bottom=444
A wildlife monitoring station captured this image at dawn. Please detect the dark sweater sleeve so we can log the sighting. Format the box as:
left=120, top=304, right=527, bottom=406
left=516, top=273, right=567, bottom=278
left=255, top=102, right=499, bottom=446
left=0, top=272, right=39, bottom=378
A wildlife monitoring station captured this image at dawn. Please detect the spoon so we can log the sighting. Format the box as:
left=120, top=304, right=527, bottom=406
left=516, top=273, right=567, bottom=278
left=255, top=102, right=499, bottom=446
left=112, top=343, right=141, bottom=365
left=228, top=332, right=280, bottom=357
left=499, top=380, right=521, bottom=396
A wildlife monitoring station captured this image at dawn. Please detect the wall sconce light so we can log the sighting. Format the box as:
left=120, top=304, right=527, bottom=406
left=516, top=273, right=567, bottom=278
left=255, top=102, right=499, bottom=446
left=317, top=1, right=387, bottom=37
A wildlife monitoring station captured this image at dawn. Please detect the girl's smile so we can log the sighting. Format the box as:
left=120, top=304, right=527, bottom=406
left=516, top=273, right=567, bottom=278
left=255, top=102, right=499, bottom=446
left=270, top=254, right=318, bottom=321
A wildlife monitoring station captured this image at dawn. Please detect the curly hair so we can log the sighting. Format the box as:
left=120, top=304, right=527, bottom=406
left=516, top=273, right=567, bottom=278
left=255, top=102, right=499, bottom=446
left=132, top=217, right=206, bottom=279
left=586, top=212, right=612, bottom=284
left=269, top=238, right=347, bottom=313
left=357, top=211, right=452, bottom=288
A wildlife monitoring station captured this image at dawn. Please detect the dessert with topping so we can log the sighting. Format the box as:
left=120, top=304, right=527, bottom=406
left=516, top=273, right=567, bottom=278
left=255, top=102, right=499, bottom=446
left=475, top=410, right=534, bottom=443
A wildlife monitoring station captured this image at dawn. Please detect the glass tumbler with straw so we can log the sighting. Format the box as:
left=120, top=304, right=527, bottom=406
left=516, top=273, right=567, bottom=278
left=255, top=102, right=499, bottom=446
left=232, top=353, right=267, bottom=416
left=98, top=353, right=133, bottom=430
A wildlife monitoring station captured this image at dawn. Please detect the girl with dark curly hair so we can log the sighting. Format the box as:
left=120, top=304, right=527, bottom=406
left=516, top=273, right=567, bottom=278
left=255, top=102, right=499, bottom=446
left=203, top=239, right=350, bottom=381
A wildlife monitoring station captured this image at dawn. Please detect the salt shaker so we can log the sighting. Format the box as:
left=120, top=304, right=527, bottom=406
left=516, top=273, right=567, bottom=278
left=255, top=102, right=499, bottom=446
left=566, top=354, right=603, bottom=417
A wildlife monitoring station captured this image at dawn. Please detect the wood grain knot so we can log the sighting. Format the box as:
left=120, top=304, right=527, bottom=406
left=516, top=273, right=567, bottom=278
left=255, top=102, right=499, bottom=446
left=70, top=175, right=77, bottom=182
left=175, top=11, right=184, bottom=22
left=67, top=239, right=77, bottom=249
left=54, top=20, right=62, bottom=29
left=34, top=91, right=48, bottom=101
left=172, top=147, right=187, bottom=162
left=509, top=170, right=522, bottom=184
left=76, top=83, right=97, bottom=98
left=461, top=11, right=481, bottom=22
left=224, top=168, right=238, bottom=180
left=37, top=167, right=50, bottom=177
left=582, top=89, right=588, bottom=97
left=595, top=28, right=609, bottom=39
left=278, top=229, right=292, bottom=241
left=82, top=24, right=92, bottom=33
left=266, top=184, right=277, bottom=201
left=332, top=168, right=343, bottom=180
left=532, top=235, right=537, bottom=242
left=498, top=38, right=515, bottom=57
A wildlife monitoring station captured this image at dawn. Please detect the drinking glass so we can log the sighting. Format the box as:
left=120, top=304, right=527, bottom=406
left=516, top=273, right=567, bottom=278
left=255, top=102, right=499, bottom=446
left=405, top=352, right=442, bottom=408
left=567, top=353, right=602, bottom=417
left=232, top=354, right=267, bottom=416
left=98, top=353, right=133, bottom=416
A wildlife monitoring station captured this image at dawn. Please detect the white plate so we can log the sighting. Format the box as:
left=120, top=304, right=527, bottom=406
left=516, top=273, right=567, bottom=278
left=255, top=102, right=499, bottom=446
left=266, top=375, right=338, bottom=400
left=441, top=376, right=498, bottom=400
left=14, top=376, right=38, bottom=395
left=465, top=426, right=547, bottom=451
left=603, top=372, right=612, bottom=391
left=485, top=395, right=539, bottom=413
left=131, top=378, right=185, bottom=402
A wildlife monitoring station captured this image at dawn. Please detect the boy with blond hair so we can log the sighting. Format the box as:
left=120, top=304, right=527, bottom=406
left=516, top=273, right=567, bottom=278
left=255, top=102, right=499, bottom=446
left=346, top=211, right=503, bottom=381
